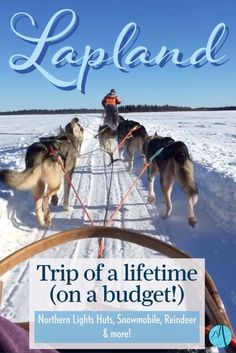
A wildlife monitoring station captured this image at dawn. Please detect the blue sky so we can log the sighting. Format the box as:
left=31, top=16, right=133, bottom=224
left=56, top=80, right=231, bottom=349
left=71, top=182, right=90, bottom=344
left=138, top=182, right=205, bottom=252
left=0, top=0, right=235, bottom=110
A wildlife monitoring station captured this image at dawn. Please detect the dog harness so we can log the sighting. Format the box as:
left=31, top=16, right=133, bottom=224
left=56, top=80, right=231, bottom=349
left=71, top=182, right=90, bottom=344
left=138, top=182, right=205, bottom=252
left=145, top=137, right=173, bottom=160
left=146, top=138, right=175, bottom=179
left=46, top=142, right=66, bottom=164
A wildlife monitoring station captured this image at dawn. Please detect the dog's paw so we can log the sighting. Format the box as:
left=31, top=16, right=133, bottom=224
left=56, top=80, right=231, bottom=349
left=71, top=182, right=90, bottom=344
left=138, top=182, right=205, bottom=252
left=44, top=219, right=51, bottom=229
left=44, top=214, right=51, bottom=228
left=148, top=194, right=156, bottom=204
left=188, top=216, right=197, bottom=227
left=162, top=211, right=172, bottom=219
left=51, top=194, right=59, bottom=206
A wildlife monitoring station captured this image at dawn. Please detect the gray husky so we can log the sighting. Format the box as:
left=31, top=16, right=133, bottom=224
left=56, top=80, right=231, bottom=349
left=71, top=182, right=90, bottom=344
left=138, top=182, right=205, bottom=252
left=64, top=117, right=84, bottom=154
left=0, top=132, right=79, bottom=228
left=96, top=124, right=117, bottom=153
left=143, top=135, right=198, bottom=227
left=117, top=118, right=147, bottom=170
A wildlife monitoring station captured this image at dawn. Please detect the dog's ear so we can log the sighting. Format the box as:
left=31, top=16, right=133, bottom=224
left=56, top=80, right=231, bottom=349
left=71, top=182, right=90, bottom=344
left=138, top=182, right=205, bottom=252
left=154, top=131, right=158, bottom=137
left=59, top=125, right=64, bottom=133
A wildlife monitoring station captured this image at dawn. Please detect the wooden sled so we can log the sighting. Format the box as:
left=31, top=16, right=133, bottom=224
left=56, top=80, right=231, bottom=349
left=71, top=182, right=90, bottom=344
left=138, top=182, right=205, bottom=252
left=0, top=226, right=235, bottom=352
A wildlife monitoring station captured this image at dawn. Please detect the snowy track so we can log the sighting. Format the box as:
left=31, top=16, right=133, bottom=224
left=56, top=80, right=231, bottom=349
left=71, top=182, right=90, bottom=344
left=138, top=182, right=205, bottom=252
left=0, top=112, right=235, bottom=330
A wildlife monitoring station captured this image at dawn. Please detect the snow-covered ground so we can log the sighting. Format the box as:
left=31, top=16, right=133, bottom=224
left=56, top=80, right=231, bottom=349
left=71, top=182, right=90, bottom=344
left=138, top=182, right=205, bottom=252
left=0, top=111, right=235, bottom=331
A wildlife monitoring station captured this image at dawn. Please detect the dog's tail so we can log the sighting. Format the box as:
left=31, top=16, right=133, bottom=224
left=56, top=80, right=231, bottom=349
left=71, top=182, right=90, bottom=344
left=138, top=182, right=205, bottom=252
left=173, top=142, right=198, bottom=204
left=0, top=166, right=41, bottom=191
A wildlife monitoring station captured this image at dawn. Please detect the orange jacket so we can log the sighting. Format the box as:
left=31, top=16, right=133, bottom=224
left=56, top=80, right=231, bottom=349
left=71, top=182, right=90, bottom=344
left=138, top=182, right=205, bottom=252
left=102, top=95, right=121, bottom=107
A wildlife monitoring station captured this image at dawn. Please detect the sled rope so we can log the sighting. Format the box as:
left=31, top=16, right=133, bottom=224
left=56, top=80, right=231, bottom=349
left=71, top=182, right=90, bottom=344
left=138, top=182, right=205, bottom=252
left=50, top=140, right=176, bottom=257
left=79, top=148, right=116, bottom=158
left=79, top=148, right=101, bottom=157
left=94, top=126, right=109, bottom=139
left=105, top=146, right=168, bottom=227
left=105, top=162, right=149, bottom=226
left=97, top=237, right=104, bottom=258
left=98, top=126, right=141, bottom=256
left=104, top=125, right=141, bottom=167
left=96, top=125, right=142, bottom=256
left=103, top=155, right=114, bottom=227
left=98, top=147, right=116, bottom=258
left=49, top=145, right=105, bottom=257
left=112, top=125, right=140, bottom=155
left=48, top=146, right=95, bottom=226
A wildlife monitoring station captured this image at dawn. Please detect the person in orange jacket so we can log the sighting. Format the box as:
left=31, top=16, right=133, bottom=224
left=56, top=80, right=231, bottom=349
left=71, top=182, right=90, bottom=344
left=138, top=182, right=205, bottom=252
left=102, top=89, right=121, bottom=129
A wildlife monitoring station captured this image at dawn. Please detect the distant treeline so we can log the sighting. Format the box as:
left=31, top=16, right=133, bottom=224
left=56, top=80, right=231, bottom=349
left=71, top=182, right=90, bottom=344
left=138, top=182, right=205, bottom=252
left=120, top=105, right=236, bottom=112
left=119, top=104, right=192, bottom=112
left=195, top=106, right=236, bottom=111
left=0, top=105, right=236, bottom=115
left=0, top=108, right=103, bottom=116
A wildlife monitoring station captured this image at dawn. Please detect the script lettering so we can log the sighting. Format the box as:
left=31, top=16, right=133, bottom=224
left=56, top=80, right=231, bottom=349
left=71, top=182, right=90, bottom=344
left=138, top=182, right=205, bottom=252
left=9, top=9, right=229, bottom=93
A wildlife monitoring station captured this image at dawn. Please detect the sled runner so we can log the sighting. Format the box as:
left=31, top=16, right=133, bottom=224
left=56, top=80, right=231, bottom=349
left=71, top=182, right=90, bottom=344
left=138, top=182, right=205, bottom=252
left=0, top=226, right=235, bottom=352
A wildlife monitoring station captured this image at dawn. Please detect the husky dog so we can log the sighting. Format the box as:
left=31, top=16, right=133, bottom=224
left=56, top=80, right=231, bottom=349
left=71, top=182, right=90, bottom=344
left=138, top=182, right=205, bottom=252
left=143, top=135, right=198, bottom=227
left=96, top=124, right=117, bottom=153
left=118, top=114, right=125, bottom=123
left=0, top=132, right=79, bottom=228
left=117, top=118, right=148, bottom=170
left=64, top=117, right=84, bottom=154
